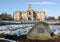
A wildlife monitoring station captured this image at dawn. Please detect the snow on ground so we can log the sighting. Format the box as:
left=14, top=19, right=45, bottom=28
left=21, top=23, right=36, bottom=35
left=49, top=24, right=60, bottom=35
left=0, top=38, right=16, bottom=42
left=0, top=24, right=34, bottom=36
left=0, top=21, right=60, bottom=36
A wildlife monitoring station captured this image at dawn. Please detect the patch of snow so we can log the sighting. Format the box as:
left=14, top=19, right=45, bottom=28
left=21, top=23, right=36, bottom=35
left=0, top=38, right=16, bottom=42
left=0, top=24, right=33, bottom=36
left=49, top=24, right=60, bottom=35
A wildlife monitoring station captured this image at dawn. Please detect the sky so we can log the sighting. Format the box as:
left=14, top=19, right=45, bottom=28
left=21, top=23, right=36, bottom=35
left=0, top=0, right=60, bottom=18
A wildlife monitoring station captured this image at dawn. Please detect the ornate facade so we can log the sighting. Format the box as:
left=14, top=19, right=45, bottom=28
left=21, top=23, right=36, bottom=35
left=13, top=4, right=45, bottom=21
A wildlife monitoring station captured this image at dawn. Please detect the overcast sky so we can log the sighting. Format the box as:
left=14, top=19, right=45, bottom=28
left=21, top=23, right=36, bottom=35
left=0, top=0, right=60, bottom=18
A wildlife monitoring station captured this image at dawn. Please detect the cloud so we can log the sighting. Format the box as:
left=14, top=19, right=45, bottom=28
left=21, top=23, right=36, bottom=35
left=28, top=2, right=57, bottom=5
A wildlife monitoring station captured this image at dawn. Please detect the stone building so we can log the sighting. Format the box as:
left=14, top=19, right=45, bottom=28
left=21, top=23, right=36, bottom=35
left=13, top=4, right=45, bottom=21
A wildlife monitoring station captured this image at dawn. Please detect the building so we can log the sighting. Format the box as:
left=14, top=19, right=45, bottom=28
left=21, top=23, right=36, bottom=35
left=13, top=4, right=45, bottom=21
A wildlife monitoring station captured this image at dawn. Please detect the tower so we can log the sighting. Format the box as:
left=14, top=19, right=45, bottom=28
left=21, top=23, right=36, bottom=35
left=28, top=4, right=32, bottom=11
left=27, top=4, right=34, bottom=21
